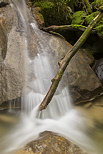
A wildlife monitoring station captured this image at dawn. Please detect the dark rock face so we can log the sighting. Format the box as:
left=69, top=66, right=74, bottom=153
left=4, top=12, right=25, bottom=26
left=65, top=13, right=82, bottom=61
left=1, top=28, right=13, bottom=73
left=0, top=2, right=9, bottom=8
left=0, top=24, right=7, bottom=60
left=93, top=58, right=103, bottom=82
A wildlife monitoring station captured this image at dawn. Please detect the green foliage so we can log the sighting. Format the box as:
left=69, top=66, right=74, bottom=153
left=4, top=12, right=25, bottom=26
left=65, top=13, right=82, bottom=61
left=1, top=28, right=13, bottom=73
left=95, top=15, right=103, bottom=38
left=94, top=0, right=103, bottom=6
left=34, top=1, right=54, bottom=9
left=31, top=0, right=103, bottom=39
left=54, top=0, right=73, bottom=20
left=85, top=11, right=99, bottom=25
left=95, top=25, right=103, bottom=38
left=32, top=0, right=73, bottom=26
left=72, top=11, right=87, bottom=25
left=92, top=0, right=103, bottom=9
left=95, top=24, right=103, bottom=31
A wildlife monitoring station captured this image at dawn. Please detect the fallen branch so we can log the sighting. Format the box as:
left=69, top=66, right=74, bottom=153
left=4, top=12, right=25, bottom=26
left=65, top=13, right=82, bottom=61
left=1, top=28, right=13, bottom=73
left=41, top=24, right=96, bottom=34
left=39, top=10, right=103, bottom=111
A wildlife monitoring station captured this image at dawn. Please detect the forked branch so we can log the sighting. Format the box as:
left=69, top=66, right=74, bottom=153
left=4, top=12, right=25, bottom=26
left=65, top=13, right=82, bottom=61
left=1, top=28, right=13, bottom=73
left=39, top=10, right=103, bottom=111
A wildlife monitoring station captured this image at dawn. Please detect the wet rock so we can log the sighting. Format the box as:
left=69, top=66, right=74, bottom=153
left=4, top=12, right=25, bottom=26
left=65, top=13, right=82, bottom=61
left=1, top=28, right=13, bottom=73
left=93, top=58, right=103, bottom=82
left=31, top=7, right=44, bottom=27
left=0, top=4, right=25, bottom=104
left=16, top=132, right=88, bottom=154
left=0, top=20, right=7, bottom=60
left=49, top=36, right=103, bottom=103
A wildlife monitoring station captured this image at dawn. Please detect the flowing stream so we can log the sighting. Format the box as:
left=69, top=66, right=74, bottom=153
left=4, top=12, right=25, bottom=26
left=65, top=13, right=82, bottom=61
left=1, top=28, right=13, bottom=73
left=0, top=0, right=102, bottom=154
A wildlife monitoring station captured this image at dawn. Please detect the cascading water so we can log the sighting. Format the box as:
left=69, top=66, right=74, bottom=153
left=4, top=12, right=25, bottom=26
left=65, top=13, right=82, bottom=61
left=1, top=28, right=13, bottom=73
left=1, top=0, right=102, bottom=154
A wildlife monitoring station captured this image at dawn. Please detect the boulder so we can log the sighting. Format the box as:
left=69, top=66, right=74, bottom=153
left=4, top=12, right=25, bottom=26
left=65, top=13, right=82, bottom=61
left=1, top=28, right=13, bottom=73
left=0, top=3, right=24, bottom=105
left=16, top=132, right=88, bottom=154
left=93, top=58, right=103, bottom=82
left=46, top=35, right=103, bottom=103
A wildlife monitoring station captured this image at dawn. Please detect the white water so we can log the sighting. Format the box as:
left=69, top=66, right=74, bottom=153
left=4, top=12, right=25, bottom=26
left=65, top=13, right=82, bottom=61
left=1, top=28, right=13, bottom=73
left=1, top=0, right=101, bottom=154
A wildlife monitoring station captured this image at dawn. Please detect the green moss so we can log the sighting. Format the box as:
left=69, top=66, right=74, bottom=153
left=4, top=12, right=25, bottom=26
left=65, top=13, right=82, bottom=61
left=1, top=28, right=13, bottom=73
left=34, top=1, right=54, bottom=9
left=85, top=11, right=99, bottom=25
left=72, top=11, right=87, bottom=25
left=71, top=24, right=86, bottom=29
left=39, top=13, right=44, bottom=21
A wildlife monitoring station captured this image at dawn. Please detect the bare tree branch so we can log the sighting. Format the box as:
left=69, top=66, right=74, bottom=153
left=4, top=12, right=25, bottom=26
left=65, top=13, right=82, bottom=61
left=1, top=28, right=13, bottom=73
left=39, top=11, right=103, bottom=111
left=41, top=24, right=96, bottom=34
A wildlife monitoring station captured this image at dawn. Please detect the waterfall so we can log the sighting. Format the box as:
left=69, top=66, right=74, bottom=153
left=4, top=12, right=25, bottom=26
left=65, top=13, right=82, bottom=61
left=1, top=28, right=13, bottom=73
left=1, top=0, right=100, bottom=154
left=11, top=0, right=72, bottom=118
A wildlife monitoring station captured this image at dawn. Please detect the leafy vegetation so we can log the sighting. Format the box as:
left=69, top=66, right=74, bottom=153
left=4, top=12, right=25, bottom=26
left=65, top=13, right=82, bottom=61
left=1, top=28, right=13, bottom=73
left=72, top=11, right=87, bottom=25
left=85, top=11, right=99, bottom=25
left=34, top=1, right=54, bottom=9
left=30, top=0, right=103, bottom=38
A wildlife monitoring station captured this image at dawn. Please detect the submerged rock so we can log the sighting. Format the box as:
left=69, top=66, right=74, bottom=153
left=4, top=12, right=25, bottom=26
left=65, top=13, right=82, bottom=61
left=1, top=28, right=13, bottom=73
left=16, top=132, right=88, bottom=154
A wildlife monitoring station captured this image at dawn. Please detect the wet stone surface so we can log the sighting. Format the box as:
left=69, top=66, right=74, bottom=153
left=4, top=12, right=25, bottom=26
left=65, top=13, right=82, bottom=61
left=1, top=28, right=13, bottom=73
left=93, top=58, right=103, bottom=82
left=16, top=132, right=88, bottom=154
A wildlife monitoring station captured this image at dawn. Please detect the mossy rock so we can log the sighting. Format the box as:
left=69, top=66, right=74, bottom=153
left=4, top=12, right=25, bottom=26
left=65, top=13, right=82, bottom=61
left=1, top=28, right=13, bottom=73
left=32, top=7, right=44, bottom=26
left=72, top=11, right=87, bottom=25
